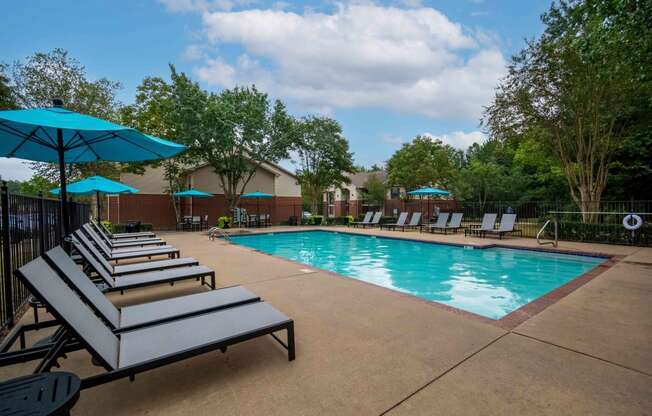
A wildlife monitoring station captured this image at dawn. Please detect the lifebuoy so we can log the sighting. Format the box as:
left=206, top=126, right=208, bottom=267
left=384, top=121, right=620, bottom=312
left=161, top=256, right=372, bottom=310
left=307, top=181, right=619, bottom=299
left=623, top=214, right=643, bottom=231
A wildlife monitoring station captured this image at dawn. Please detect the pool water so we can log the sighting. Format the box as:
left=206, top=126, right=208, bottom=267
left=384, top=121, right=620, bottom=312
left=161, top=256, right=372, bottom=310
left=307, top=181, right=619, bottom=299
left=230, top=231, right=605, bottom=319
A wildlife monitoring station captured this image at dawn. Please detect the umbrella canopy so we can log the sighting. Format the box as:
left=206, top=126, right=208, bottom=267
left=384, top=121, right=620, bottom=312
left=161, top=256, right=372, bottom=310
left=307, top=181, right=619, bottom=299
left=0, top=103, right=186, bottom=244
left=241, top=191, right=274, bottom=198
left=407, top=187, right=450, bottom=196
left=49, top=175, right=139, bottom=196
left=173, top=189, right=213, bottom=198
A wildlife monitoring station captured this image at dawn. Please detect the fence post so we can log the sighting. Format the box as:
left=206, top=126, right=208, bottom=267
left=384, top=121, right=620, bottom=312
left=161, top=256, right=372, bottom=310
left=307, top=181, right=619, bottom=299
left=38, top=192, right=46, bottom=255
left=1, top=181, right=14, bottom=327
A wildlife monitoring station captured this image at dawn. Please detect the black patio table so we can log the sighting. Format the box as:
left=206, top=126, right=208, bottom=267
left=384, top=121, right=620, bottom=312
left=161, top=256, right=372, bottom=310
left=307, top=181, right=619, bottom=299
left=0, top=372, right=81, bottom=415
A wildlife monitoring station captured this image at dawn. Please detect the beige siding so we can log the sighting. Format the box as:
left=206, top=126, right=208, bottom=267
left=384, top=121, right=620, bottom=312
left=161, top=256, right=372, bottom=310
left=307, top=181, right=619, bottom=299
left=120, top=166, right=167, bottom=194
left=274, top=173, right=301, bottom=197
left=191, top=165, right=275, bottom=194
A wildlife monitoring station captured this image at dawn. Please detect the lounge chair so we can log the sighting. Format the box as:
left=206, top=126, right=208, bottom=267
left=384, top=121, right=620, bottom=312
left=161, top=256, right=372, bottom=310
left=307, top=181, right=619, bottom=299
left=69, top=238, right=213, bottom=290
left=82, top=224, right=180, bottom=260
left=98, top=220, right=156, bottom=239
left=43, top=247, right=259, bottom=331
left=350, top=211, right=373, bottom=227
left=91, top=220, right=164, bottom=246
left=362, top=211, right=383, bottom=228
left=394, top=212, right=422, bottom=231
left=73, top=231, right=198, bottom=276
left=464, top=213, right=498, bottom=237
left=90, top=221, right=165, bottom=249
left=15, top=257, right=295, bottom=388
left=428, top=213, right=464, bottom=234
left=483, top=214, right=521, bottom=239
left=380, top=212, right=408, bottom=230
left=423, top=212, right=450, bottom=233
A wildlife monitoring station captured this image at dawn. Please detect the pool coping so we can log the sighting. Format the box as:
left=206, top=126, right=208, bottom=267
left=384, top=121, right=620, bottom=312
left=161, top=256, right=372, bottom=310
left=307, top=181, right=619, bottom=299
left=227, top=228, right=620, bottom=330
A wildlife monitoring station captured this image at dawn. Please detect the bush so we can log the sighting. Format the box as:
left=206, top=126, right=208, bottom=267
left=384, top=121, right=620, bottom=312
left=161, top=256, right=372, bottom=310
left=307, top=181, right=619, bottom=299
left=306, top=215, right=325, bottom=225
left=557, top=221, right=651, bottom=246
left=100, top=220, right=113, bottom=233
left=217, top=216, right=232, bottom=229
left=325, top=216, right=353, bottom=225
left=108, top=223, right=153, bottom=233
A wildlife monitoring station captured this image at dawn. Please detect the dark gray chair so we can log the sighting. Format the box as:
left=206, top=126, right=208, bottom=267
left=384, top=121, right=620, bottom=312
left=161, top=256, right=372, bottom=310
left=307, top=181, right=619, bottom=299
left=82, top=224, right=180, bottom=260
left=350, top=211, right=373, bottom=228
left=380, top=212, right=408, bottom=230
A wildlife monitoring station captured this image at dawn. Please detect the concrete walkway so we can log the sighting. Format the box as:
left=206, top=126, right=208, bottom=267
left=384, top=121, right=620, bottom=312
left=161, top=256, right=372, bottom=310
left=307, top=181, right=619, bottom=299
left=1, top=227, right=650, bottom=415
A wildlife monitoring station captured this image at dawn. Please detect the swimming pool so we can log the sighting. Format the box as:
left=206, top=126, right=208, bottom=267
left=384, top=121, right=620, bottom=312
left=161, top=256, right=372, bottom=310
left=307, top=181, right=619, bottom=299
left=230, top=231, right=606, bottom=319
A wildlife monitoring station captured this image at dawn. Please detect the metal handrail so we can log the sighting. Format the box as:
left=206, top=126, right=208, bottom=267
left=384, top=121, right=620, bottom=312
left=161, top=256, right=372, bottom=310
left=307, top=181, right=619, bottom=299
left=536, top=220, right=558, bottom=247
left=208, top=227, right=230, bottom=242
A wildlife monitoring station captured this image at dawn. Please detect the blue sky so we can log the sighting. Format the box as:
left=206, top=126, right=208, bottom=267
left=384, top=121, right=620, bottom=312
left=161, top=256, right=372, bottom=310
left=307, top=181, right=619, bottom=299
left=0, top=0, right=550, bottom=180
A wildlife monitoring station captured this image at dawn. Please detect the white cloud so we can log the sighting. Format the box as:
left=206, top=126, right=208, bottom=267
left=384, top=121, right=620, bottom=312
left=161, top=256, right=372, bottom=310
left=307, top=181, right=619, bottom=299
left=184, top=3, right=506, bottom=121
left=424, top=130, right=486, bottom=149
left=0, top=158, right=35, bottom=181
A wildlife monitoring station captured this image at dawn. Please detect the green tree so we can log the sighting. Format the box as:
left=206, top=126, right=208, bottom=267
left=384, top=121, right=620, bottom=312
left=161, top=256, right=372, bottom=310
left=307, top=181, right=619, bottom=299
left=484, top=0, right=650, bottom=221
left=17, top=175, right=57, bottom=196
left=295, top=116, right=355, bottom=213
left=169, top=69, right=296, bottom=212
left=9, top=49, right=123, bottom=182
left=119, top=75, right=188, bottom=221
left=387, top=136, right=457, bottom=191
left=361, top=173, right=386, bottom=208
left=0, top=64, right=16, bottom=109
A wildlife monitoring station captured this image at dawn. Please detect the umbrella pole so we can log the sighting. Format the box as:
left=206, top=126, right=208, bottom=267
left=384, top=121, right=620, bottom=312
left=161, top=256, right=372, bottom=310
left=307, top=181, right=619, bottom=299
left=96, top=191, right=101, bottom=222
left=57, top=128, right=71, bottom=251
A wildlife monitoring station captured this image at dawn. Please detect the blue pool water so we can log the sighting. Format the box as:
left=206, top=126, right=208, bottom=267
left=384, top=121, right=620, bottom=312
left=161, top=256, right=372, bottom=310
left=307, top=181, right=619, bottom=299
left=230, top=231, right=605, bottom=319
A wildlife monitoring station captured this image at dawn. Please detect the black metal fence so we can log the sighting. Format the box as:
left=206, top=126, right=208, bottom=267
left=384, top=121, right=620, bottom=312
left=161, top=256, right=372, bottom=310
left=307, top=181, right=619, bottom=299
left=0, top=182, right=90, bottom=332
left=300, top=199, right=652, bottom=246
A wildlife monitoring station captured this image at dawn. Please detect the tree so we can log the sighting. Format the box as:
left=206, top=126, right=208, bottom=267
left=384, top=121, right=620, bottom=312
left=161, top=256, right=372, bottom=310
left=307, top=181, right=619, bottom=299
left=119, top=75, right=189, bottom=221
left=169, top=69, right=296, bottom=212
left=295, top=116, right=355, bottom=213
left=362, top=173, right=386, bottom=208
left=483, top=0, right=650, bottom=221
left=0, top=64, right=16, bottom=109
left=17, top=175, right=57, bottom=196
left=386, top=136, right=457, bottom=191
left=8, top=49, right=123, bottom=181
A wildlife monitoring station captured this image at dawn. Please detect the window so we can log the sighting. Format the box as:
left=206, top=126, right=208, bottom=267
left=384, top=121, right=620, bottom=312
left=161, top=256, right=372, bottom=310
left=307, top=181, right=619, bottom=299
left=390, top=187, right=400, bottom=199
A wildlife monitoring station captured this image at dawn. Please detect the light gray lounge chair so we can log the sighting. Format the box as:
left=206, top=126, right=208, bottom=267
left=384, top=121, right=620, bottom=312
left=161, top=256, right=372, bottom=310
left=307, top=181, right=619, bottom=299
left=465, top=213, right=497, bottom=237
left=15, top=257, right=295, bottom=389
left=73, top=231, right=198, bottom=276
left=82, top=224, right=180, bottom=260
left=381, top=212, right=408, bottom=230
left=395, top=212, right=422, bottom=231
left=44, top=247, right=258, bottom=331
left=484, top=214, right=521, bottom=239
left=351, top=211, right=373, bottom=228
left=424, top=212, right=450, bottom=233
left=362, top=211, right=383, bottom=228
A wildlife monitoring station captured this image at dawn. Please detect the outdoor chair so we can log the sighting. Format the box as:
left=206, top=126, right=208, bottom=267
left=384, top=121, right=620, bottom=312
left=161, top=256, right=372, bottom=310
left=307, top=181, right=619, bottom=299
left=90, top=221, right=164, bottom=248
left=67, top=241, right=216, bottom=292
left=192, top=216, right=201, bottom=231
left=73, top=231, right=198, bottom=276
left=380, top=212, right=408, bottom=230
left=423, top=212, right=450, bottom=233
left=362, top=211, right=383, bottom=228
left=82, top=224, right=180, bottom=260
left=99, top=221, right=155, bottom=239
left=464, top=213, right=498, bottom=237
left=395, top=212, right=422, bottom=231
left=44, top=247, right=259, bottom=331
left=483, top=214, right=521, bottom=239
left=15, top=257, right=295, bottom=389
left=350, top=211, right=373, bottom=227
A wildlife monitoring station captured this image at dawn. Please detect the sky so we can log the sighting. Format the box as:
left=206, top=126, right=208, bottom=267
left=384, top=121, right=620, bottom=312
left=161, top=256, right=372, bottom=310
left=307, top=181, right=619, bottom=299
left=0, top=0, right=550, bottom=181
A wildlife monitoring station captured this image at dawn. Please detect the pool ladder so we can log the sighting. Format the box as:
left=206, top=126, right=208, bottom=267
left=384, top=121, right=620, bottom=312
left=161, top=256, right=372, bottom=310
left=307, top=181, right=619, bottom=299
left=537, top=220, right=558, bottom=247
left=208, top=227, right=231, bottom=242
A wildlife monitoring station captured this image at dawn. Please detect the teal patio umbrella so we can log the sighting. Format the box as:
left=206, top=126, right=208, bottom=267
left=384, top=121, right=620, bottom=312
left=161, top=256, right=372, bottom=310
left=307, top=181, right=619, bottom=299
left=0, top=101, right=185, bottom=239
left=50, top=175, right=139, bottom=221
left=241, top=191, right=274, bottom=225
left=173, top=188, right=212, bottom=217
left=407, top=187, right=450, bottom=219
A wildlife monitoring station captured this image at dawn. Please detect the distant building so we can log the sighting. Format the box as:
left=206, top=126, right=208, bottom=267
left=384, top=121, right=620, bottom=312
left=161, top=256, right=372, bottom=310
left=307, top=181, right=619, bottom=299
left=323, top=171, right=406, bottom=218
left=108, top=161, right=302, bottom=229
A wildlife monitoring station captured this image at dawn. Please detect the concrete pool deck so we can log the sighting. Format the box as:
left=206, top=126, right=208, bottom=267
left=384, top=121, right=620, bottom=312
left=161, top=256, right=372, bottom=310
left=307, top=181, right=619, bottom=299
left=1, top=226, right=650, bottom=415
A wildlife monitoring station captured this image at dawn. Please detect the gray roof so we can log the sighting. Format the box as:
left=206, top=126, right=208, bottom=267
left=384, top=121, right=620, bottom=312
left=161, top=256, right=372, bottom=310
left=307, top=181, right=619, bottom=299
left=348, top=170, right=387, bottom=187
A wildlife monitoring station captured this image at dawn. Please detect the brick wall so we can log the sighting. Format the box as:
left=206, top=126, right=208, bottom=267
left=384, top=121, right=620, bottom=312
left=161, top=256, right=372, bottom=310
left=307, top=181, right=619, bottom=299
left=110, top=193, right=303, bottom=229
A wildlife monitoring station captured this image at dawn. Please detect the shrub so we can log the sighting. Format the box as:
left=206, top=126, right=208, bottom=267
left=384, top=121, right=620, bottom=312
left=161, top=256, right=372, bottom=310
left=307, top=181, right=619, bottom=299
left=217, top=216, right=232, bottom=229
left=100, top=220, right=113, bottom=233
left=557, top=221, right=651, bottom=246
left=325, top=216, right=353, bottom=225
left=307, top=215, right=324, bottom=225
